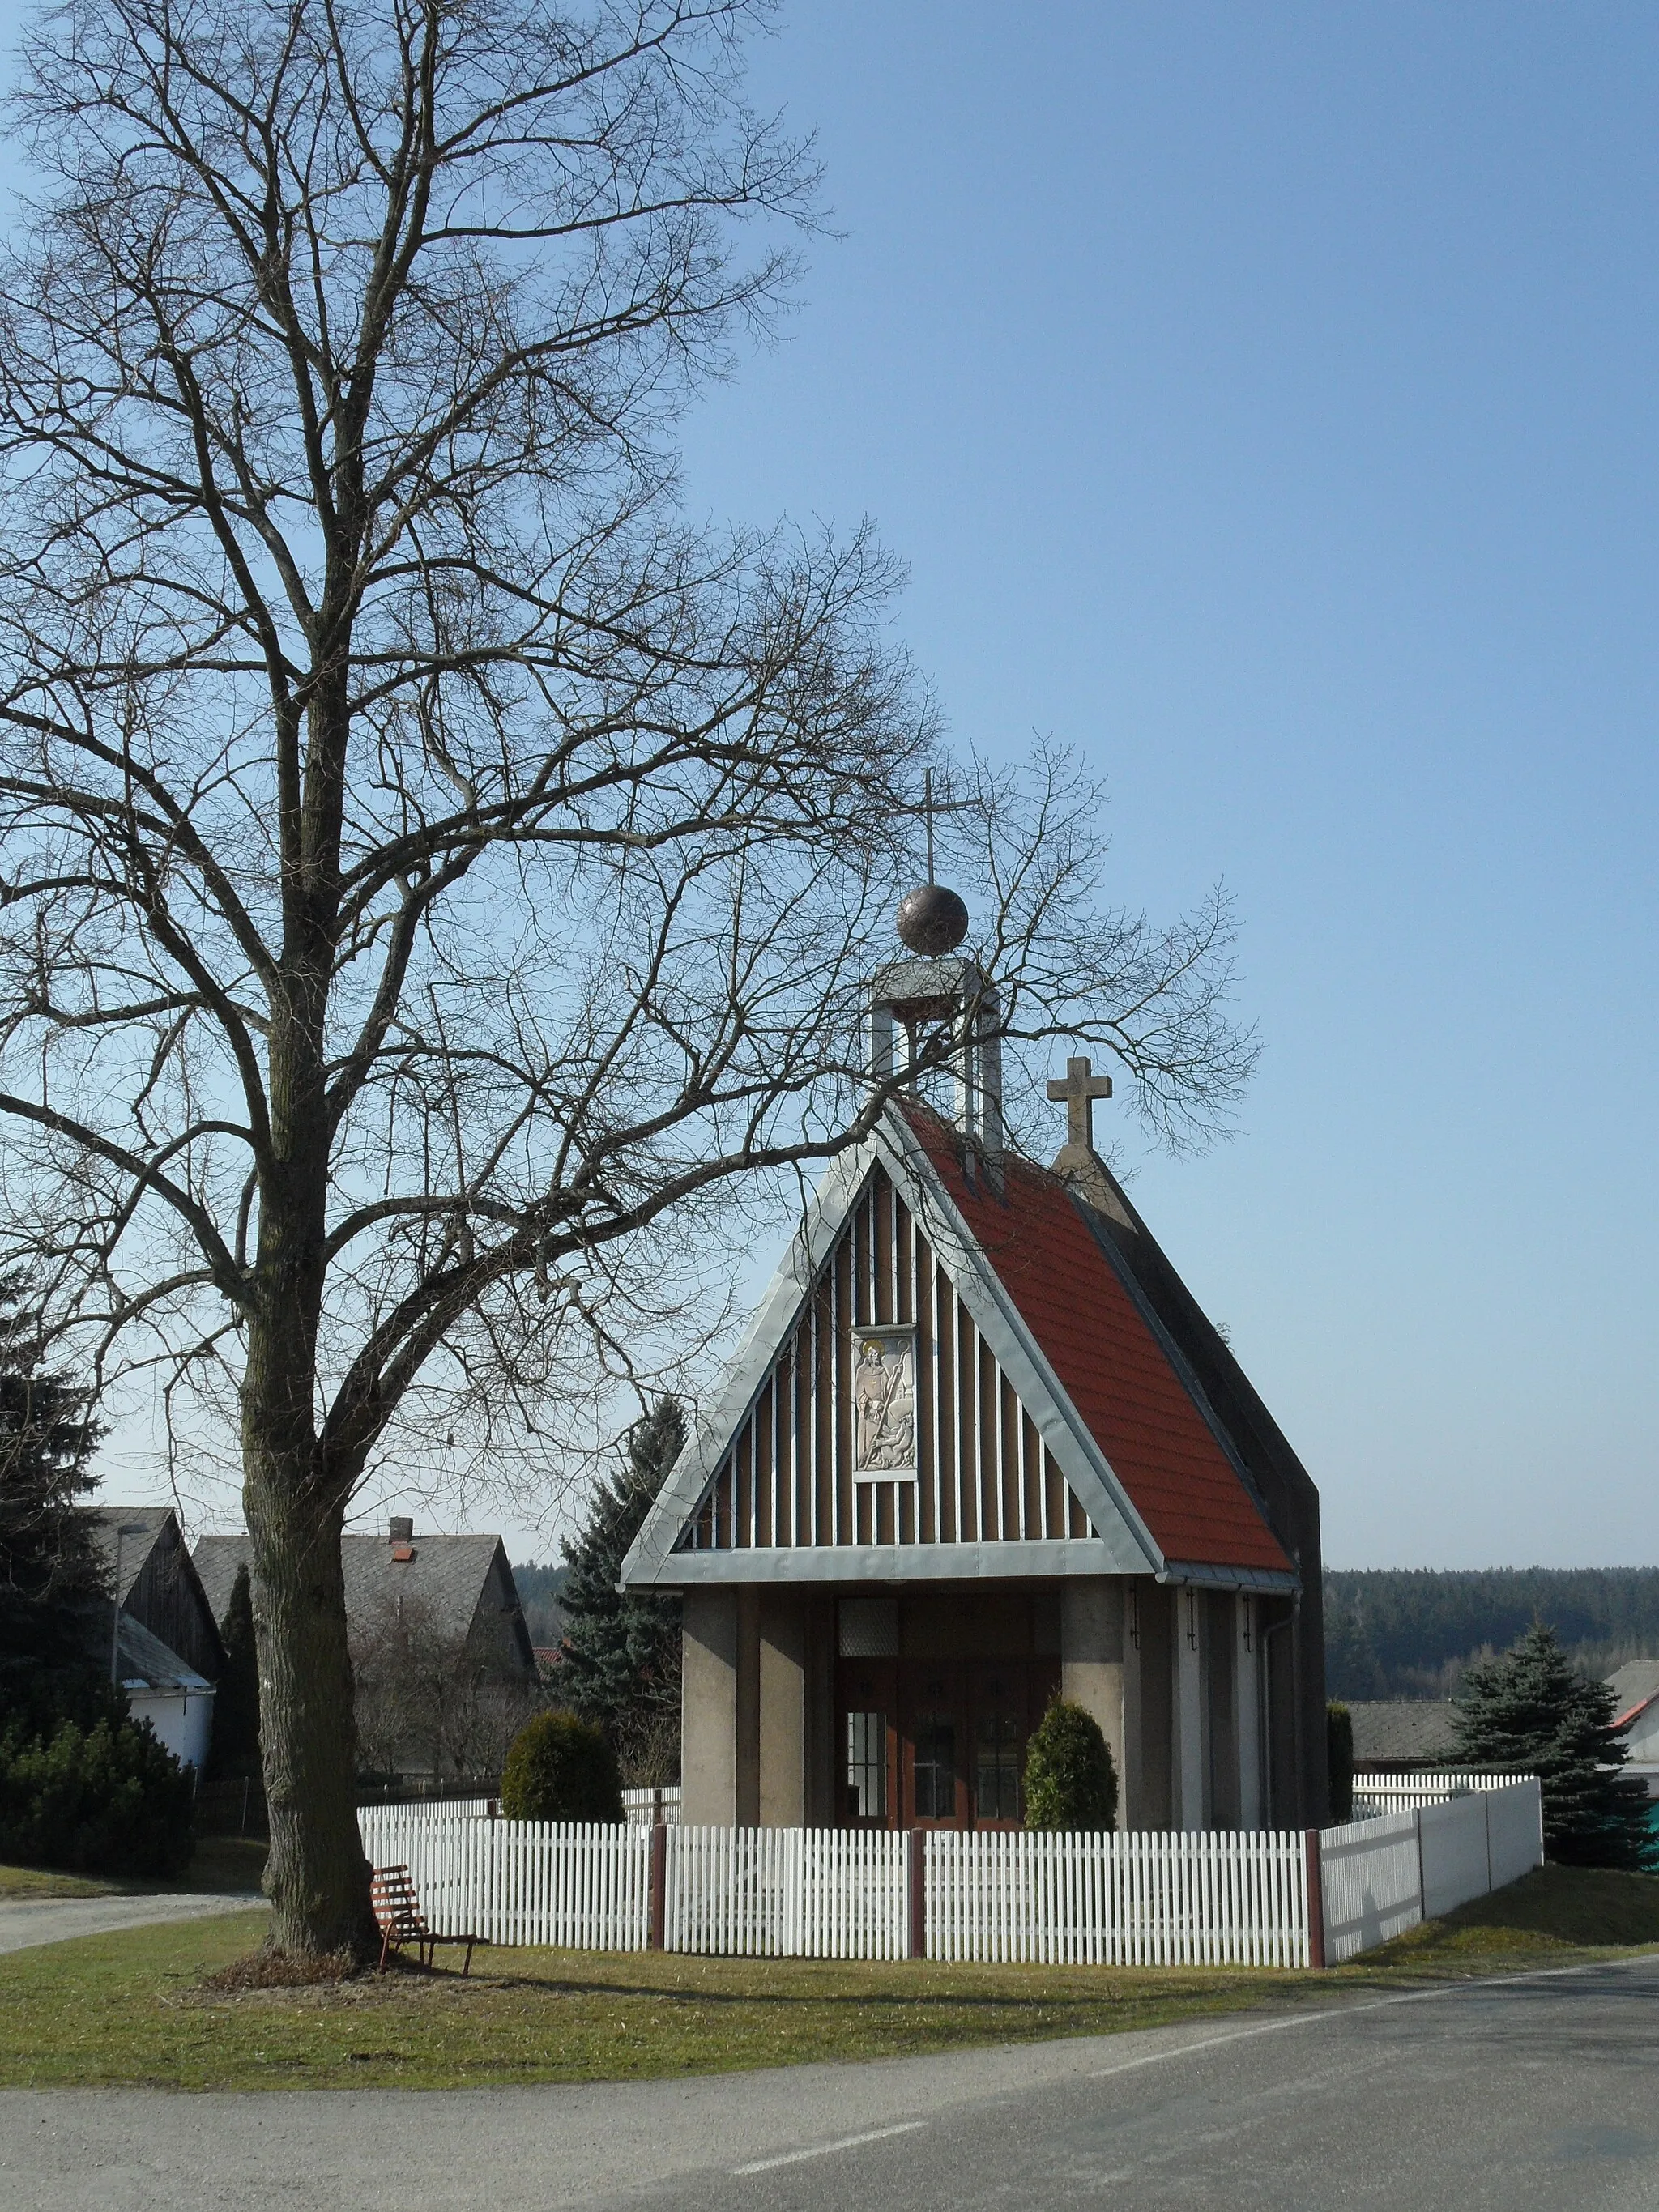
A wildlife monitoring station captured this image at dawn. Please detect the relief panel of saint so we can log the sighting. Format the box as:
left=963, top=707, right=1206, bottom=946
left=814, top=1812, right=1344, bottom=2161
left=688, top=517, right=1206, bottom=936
left=853, top=1329, right=917, bottom=1480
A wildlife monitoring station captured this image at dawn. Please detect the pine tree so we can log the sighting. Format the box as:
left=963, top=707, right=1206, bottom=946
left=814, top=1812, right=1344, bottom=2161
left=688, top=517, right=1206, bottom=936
left=558, top=1400, right=684, bottom=1785
left=1454, top=1621, right=1653, bottom=1869
left=0, top=1279, right=105, bottom=1718
left=208, top=1563, right=262, bottom=1779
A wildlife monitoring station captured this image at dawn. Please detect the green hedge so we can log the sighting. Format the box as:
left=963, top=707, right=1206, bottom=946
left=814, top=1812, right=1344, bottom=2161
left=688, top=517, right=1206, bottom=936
left=0, top=1714, right=195, bottom=1877
left=1024, top=1698, right=1119, bottom=1832
left=501, top=1710, right=623, bottom=1822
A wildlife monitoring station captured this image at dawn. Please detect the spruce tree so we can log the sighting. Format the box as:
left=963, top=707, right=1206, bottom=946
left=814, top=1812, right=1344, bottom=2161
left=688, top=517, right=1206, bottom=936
left=558, top=1400, right=684, bottom=1784
left=1453, top=1622, right=1653, bottom=1869
left=0, top=1280, right=105, bottom=1719
left=208, top=1563, right=262, bottom=1779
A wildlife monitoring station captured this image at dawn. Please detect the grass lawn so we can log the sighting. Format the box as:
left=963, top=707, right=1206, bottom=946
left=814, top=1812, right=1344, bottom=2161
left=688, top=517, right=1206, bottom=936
left=1, top=1864, right=1654, bottom=2092
left=0, top=1835, right=268, bottom=1901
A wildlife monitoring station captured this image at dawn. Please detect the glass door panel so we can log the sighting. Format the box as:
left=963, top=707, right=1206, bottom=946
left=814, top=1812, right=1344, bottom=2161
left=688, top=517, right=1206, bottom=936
left=912, top=1715, right=957, bottom=1822
left=846, top=1710, right=888, bottom=1823
left=975, top=1712, right=1021, bottom=1822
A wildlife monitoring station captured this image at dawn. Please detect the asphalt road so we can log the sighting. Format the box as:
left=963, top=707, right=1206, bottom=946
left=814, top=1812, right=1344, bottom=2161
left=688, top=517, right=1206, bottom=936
left=4, top=1956, right=1657, bottom=2210
left=0, top=1892, right=267, bottom=1955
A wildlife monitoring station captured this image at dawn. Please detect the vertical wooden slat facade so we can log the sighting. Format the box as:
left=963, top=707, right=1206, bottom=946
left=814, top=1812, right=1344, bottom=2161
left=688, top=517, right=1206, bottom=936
left=680, top=1164, right=1097, bottom=1556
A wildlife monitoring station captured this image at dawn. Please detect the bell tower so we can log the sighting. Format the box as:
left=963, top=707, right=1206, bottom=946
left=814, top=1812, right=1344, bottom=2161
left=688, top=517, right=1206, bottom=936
left=867, top=808, right=1002, bottom=1153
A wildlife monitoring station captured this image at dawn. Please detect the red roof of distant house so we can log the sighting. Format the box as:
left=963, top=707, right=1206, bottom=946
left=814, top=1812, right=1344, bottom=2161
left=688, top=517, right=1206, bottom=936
left=902, top=1106, right=1290, bottom=1574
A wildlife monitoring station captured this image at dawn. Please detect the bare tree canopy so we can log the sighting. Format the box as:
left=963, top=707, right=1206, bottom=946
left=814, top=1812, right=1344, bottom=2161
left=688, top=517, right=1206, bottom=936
left=0, top=0, right=1255, bottom=1955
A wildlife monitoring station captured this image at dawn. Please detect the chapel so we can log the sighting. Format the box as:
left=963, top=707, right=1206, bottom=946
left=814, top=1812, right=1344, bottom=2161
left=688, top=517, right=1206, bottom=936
left=622, top=896, right=1328, bottom=1835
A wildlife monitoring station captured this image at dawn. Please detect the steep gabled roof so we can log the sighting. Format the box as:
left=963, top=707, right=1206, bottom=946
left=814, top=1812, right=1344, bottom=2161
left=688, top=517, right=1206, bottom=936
left=90, top=1505, right=180, bottom=1604
left=624, top=1102, right=1295, bottom=1588
left=898, top=1107, right=1290, bottom=1576
left=91, top=1505, right=224, bottom=1680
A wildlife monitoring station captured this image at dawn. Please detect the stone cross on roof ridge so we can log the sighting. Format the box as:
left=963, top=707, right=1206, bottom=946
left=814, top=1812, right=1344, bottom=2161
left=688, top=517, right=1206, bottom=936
left=1047, top=1055, right=1113, bottom=1151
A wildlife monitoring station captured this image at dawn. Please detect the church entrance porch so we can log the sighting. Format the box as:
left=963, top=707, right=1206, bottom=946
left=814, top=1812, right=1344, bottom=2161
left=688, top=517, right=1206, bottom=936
left=833, top=1586, right=1061, bottom=1833
left=838, top=1653, right=1061, bottom=1831
left=679, top=1575, right=1290, bottom=1836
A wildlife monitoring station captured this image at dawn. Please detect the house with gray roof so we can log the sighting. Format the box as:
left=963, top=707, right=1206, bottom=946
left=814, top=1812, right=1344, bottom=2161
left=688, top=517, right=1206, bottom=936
left=92, top=1505, right=224, bottom=1685
left=1607, top=1661, right=1659, bottom=1801
left=110, top=1613, right=216, bottom=1771
left=194, top=1515, right=537, bottom=1780
left=1346, top=1699, right=1461, bottom=1772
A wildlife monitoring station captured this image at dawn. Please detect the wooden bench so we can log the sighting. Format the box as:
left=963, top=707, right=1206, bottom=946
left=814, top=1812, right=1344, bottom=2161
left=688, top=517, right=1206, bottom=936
left=369, top=1864, right=486, bottom=1976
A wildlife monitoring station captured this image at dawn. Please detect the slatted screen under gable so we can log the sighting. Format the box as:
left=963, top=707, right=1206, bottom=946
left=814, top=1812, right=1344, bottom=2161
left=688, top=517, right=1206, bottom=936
left=678, top=1162, right=1098, bottom=1554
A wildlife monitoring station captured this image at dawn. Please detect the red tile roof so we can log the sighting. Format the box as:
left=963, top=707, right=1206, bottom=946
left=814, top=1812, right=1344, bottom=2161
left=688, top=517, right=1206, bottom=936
left=902, top=1107, right=1291, bottom=1574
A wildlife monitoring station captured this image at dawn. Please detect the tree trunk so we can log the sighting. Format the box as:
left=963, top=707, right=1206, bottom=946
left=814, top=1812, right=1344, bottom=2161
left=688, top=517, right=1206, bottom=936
left=245, top=1455, right=375, bottom=1957
left=242, top=1081, right=376, bottom=1958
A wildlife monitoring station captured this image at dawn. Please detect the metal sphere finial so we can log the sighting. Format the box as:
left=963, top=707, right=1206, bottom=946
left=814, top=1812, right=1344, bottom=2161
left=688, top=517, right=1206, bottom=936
left=896, top=882, right=969, bottom=956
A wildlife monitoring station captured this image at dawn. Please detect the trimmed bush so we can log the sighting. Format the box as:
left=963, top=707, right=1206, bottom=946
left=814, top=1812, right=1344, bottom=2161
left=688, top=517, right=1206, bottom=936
left=0, top=1713, right=194, bottom=1877
left=501, top=1709, right=623, bottom=1822
left=1023, top=1698, right=1118, bottom=1832
left=1327, top=1701, right=1354, bottom=1822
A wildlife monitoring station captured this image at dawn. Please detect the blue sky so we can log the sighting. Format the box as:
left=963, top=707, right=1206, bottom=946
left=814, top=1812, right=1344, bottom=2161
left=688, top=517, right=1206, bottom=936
left=667, top=2, right=1659, bottom=1570
left=11, top=4, right=1655, bottom=1569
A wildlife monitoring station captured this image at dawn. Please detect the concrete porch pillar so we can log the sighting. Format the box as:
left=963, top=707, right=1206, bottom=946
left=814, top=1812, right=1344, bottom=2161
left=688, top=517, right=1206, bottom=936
left=759, top=1591, right=805, bottom=1826
left=681, top=1587, right=760, bottom=1826
left=1060, top=1578, right=1125, bottom=1823
left=1173, top=1584, right=1206, bottom=1831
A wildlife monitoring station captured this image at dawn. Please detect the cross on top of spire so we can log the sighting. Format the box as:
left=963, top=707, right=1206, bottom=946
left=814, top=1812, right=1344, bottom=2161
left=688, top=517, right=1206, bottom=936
left=1047, top=1055, right=1112, bottom=1151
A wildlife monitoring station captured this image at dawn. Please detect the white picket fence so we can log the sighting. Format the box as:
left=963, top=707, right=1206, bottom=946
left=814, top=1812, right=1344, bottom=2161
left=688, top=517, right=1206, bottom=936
left=1350, top=1770, right=1533, bottom=1819
left=360, top=1805, right=650, bottom=1948
left=926, top=1826, right=1309, bottom=1967
left=667, top=1826, right=910, bottom=1958
left=622, top=1785, right=683, bottom=1828
left=356, top=1780, right=1543, bottom=1969
left=1319, top=1779, right=1543, bottom=1963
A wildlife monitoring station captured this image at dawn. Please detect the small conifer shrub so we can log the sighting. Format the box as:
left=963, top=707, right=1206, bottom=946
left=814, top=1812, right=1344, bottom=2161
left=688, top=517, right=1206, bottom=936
left=501, top=1709, right=623, bottom=1823
left=1023, top=1698, right=1118, bottom=1832
left=1454, top=1622, right=1653, bottom=1869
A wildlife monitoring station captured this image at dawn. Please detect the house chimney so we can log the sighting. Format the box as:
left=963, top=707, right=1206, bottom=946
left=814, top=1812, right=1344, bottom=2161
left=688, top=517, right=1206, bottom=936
left=388, top=1515, right=414, bottom=1545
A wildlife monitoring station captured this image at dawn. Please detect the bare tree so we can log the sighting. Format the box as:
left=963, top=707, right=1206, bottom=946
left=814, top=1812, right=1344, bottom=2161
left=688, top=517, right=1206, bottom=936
left=352, top=1588, right=539, bottom=1782
left=0, top=0, right=1254, bottom=1957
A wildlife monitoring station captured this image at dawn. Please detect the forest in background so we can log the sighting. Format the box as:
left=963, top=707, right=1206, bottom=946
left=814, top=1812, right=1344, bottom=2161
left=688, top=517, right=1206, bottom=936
left=1326, top=1568, right=1659, bottom=1700
left=514, top=1561, right=1659, bottom=1699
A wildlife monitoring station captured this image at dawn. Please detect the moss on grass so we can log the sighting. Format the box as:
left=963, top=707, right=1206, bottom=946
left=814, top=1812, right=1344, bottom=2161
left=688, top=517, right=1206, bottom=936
left=0, top=1835, right=267, bottom=1902
left=1370, top=1865, right=1659, bottom=1964
left=0, top=1863, right=128, bottom=1899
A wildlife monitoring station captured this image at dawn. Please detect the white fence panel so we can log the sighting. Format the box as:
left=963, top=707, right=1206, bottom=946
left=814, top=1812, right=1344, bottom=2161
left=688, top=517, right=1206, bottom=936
left=1320, top=1781, right=1545, bottom=1962
left=925, top=1830, right=1308, bottom=1970
left=1351, top=1771, right=1533, bottom=1818
left=1485, top=1779, right=1545, bottom=1890
left=663, top=1825, right=908, bottom=1958
left=358, top=1808, right=650, bottom=1949
left=1417, top=1794, right=1491, bottom=1920
left=1319, top=1811, right=1422, bottom=1963
left=621, top=1786, right=683, bottom=1827
left=795, top=1828, right=911, bottom=1959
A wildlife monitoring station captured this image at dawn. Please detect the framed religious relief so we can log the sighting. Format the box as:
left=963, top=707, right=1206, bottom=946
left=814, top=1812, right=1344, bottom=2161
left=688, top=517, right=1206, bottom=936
left=851, top=1324, right=918, bottom=1482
